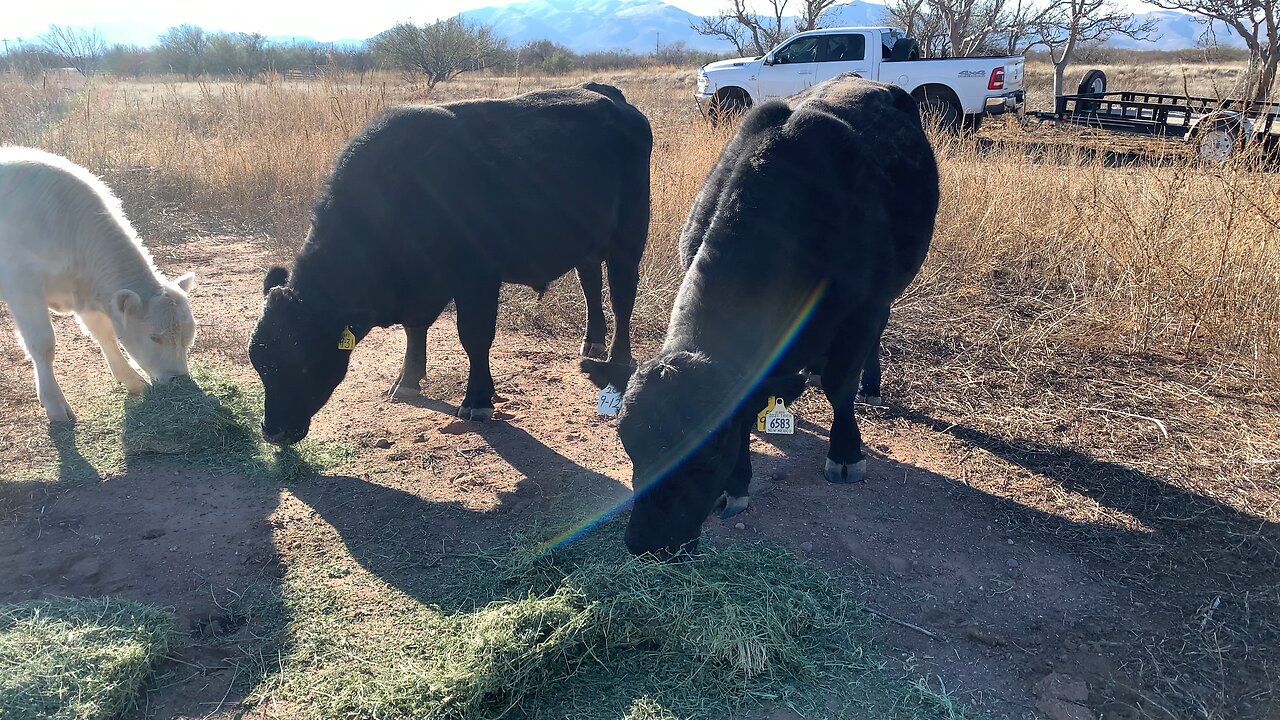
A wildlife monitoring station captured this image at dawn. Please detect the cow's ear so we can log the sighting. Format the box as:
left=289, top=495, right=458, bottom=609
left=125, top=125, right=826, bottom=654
left=112, top=289, right=143, bottom=320
left=263, top=266, right=290, bottom=296
left=580, top=358, right=634, bottom=391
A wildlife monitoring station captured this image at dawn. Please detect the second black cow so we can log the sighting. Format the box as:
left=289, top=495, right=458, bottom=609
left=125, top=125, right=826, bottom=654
left=583, top=76, right=940, bottom=558
left=250, top=83, right=652, bottom=445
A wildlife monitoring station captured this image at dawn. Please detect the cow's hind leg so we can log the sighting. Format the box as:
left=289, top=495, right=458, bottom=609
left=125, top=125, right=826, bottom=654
left=454, top=279, right=500, bottom=421
left=576, top=262, right=607, bottom=360
left=604, top=255, right=639, bottom=366
left=78, top=311, right=147, bottom=394
left=821, top=309, right=888, bottom=484
left=7, top=292, right=74, bottom=423
left=389, top=325, right=428, bottom=400
left=855, top=326, right=885, bottom=407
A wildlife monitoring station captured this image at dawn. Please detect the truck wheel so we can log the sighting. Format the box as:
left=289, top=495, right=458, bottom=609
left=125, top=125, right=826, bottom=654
left=1076, top=69, right=1107, bottom=112
left=1191, top=113, right=1243, bottom=164
left=918, top=97, right=961, bottom=135
left=709, top=91, right=750, bottom=127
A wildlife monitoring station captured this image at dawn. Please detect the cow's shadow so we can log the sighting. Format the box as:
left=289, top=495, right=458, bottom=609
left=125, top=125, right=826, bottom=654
left=285, top=418, right=632, bottom=611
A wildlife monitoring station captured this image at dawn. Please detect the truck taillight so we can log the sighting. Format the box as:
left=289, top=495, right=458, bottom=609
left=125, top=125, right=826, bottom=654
left=988, top=67, right=1005, bottom=90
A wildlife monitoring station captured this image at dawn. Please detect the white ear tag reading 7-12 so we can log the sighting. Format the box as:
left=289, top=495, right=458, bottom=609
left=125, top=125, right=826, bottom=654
left=596, top=384, right=622, bottom=416
left=758, top=397, right=795, bottom=435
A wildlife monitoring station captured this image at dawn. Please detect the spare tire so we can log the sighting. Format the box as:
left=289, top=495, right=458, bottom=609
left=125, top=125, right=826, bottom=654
left=890, top=38, right=921, bottom=62
left=1076, top=69, right=1107, bottom=112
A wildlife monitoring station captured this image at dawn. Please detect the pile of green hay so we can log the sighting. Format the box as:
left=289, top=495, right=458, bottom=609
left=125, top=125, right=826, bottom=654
left=63, top=361, right=351, bottom=482
left=0, top=597, right=172, bottom=720
left=268, top=533, right=966, bottom=720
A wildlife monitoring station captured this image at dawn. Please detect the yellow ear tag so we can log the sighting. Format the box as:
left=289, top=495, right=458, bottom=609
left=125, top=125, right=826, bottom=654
left=756, top=396, right=779, bottom=432
left=337, top=327, right=357, bottom=351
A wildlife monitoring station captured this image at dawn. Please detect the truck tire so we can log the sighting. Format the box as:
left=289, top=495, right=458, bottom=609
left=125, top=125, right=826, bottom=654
left=1190, top=113, right=1244, bottom=164
left=1076, top=69, right=1107, bottom=112
left=914, top=87, right=962, bottom=134
left=708, top=89, right=750, bottom=127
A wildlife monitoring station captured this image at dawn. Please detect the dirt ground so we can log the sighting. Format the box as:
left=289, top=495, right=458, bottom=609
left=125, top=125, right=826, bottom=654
left=1, top=235, right=1276, bottom=720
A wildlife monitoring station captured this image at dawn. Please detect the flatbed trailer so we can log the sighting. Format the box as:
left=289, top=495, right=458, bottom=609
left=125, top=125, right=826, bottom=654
left=1033, top=69, right=1280, bottom=163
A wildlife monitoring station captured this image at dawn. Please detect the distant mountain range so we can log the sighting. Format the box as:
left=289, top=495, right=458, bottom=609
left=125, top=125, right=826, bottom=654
left=24, top=0, right=1248, bottom=55
left=459, top=0, right=1246, bottom=53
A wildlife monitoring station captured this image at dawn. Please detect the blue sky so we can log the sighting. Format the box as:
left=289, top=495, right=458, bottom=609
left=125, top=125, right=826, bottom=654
left=0, top=0, right=725, bottom=45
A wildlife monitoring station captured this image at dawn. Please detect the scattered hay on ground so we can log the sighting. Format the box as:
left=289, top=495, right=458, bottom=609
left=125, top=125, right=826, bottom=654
left=50, top=361, right=352, bottom=483
left=0, top=596, right=172, bottom=720
left=264, top=531, right=967, bottom=720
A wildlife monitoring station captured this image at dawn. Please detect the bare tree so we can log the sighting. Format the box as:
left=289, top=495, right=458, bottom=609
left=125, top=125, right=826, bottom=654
left=882, top=0, right=1007, bottom=56
left=372, top=17, right=507, bottom=89
left=156, top=25, right=209, bottom=78
left=1024, top=0, right=1155, bottom=102
left=40, top=24, right=105, bottom=75
left=1147, top=0, right=1278, bottom=103
left=692, top=0, right=836, bottom=56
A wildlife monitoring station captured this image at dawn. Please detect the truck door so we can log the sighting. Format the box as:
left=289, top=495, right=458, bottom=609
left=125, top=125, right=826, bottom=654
left=757, top=35, right=821, bottom=101
left=815, top=32, right=872, bottom=83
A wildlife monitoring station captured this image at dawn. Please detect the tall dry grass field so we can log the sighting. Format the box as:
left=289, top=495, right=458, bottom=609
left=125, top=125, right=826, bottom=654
left=8, top=64, right=1272, bottom=374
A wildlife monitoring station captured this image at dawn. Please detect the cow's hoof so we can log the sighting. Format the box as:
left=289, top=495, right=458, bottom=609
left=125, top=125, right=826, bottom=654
left=45, top=403, right=77, bottom=425
left=824, top=457, right=867, bottom=484
left=580, top=341, right=608, bottom=360
left=121, top=376, right=148, bottom=395
left=716, top=493, right=750, bottom=519
left=856, top=393, right=884, bottom=407
left=388, top=378, right=421, bottom=400
left=457, top=406, right=494, bottom=421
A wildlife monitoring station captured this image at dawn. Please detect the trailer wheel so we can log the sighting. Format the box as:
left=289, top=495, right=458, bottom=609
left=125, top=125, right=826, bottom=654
left=1191, top=113, right=1244, bottom=164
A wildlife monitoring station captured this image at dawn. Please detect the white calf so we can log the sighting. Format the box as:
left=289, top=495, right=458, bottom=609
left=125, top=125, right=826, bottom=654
left=0, top=147, right=198, bottom=423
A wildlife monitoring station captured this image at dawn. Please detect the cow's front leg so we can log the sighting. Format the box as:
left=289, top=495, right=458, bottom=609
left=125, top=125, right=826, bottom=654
left=388, top=325, right=428, bottom=400
left=715, top=421, right=754, bottom=519
left=821, top=309, right=888, bottom=484
left=454, top=279, right=500, bottom=421
left=78, top=310, right=148, bottom=394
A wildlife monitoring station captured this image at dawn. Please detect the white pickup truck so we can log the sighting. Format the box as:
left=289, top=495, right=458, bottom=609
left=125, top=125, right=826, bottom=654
left=695, top=26, right=1025, bottom=131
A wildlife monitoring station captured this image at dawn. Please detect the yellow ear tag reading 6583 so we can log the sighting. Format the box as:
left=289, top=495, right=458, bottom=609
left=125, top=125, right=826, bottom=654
left=337, top=327, right=357, bottom=351
left=757, top=396, right=795, bottom=435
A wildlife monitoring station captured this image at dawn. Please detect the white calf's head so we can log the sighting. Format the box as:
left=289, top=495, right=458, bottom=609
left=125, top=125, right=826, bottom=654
left=111, top=272, right=198, bottom=383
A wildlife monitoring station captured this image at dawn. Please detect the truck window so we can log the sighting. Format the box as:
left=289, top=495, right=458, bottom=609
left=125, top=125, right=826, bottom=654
left=773, top=36, right=821, bottom=64
left=820, top=34, right=866, bottom=63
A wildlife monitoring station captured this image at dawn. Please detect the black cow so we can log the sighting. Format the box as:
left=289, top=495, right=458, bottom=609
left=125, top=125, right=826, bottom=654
left=250, top=83, right=652, bottom=445
left=582, top=76, right=939, bottom=558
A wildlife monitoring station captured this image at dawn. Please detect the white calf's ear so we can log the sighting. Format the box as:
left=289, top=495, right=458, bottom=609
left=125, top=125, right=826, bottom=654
left=112, top=290, right=143, bottom=321
left=175, top=272, right=197, bottom=293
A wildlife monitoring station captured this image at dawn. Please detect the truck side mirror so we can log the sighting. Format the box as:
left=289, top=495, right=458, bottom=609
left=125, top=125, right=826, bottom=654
left=763, top=55, right=775, bottom=66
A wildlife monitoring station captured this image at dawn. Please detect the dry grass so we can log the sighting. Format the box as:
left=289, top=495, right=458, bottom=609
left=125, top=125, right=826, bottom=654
left=1, top=60, right=1277, bottom=719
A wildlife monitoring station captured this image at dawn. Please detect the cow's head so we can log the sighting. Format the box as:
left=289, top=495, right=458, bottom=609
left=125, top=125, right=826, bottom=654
left=111, top=271, right=198, bottom=384
left=582, top=353, right=805, bottom=560
left=249, top=267, right=361, bottom=445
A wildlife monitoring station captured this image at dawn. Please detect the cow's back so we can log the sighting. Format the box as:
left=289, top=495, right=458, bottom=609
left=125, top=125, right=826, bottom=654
left=669, top=76, right=937, bottom=368
left=297, top=86, right=651, bottom=303
left=0, top=148, right=143, bottom=288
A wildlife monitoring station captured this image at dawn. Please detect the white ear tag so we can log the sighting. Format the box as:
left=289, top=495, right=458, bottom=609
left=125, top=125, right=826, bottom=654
left=596, top=384, right=622, bottom=416
left=762, top=398, right=795, bottom=435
